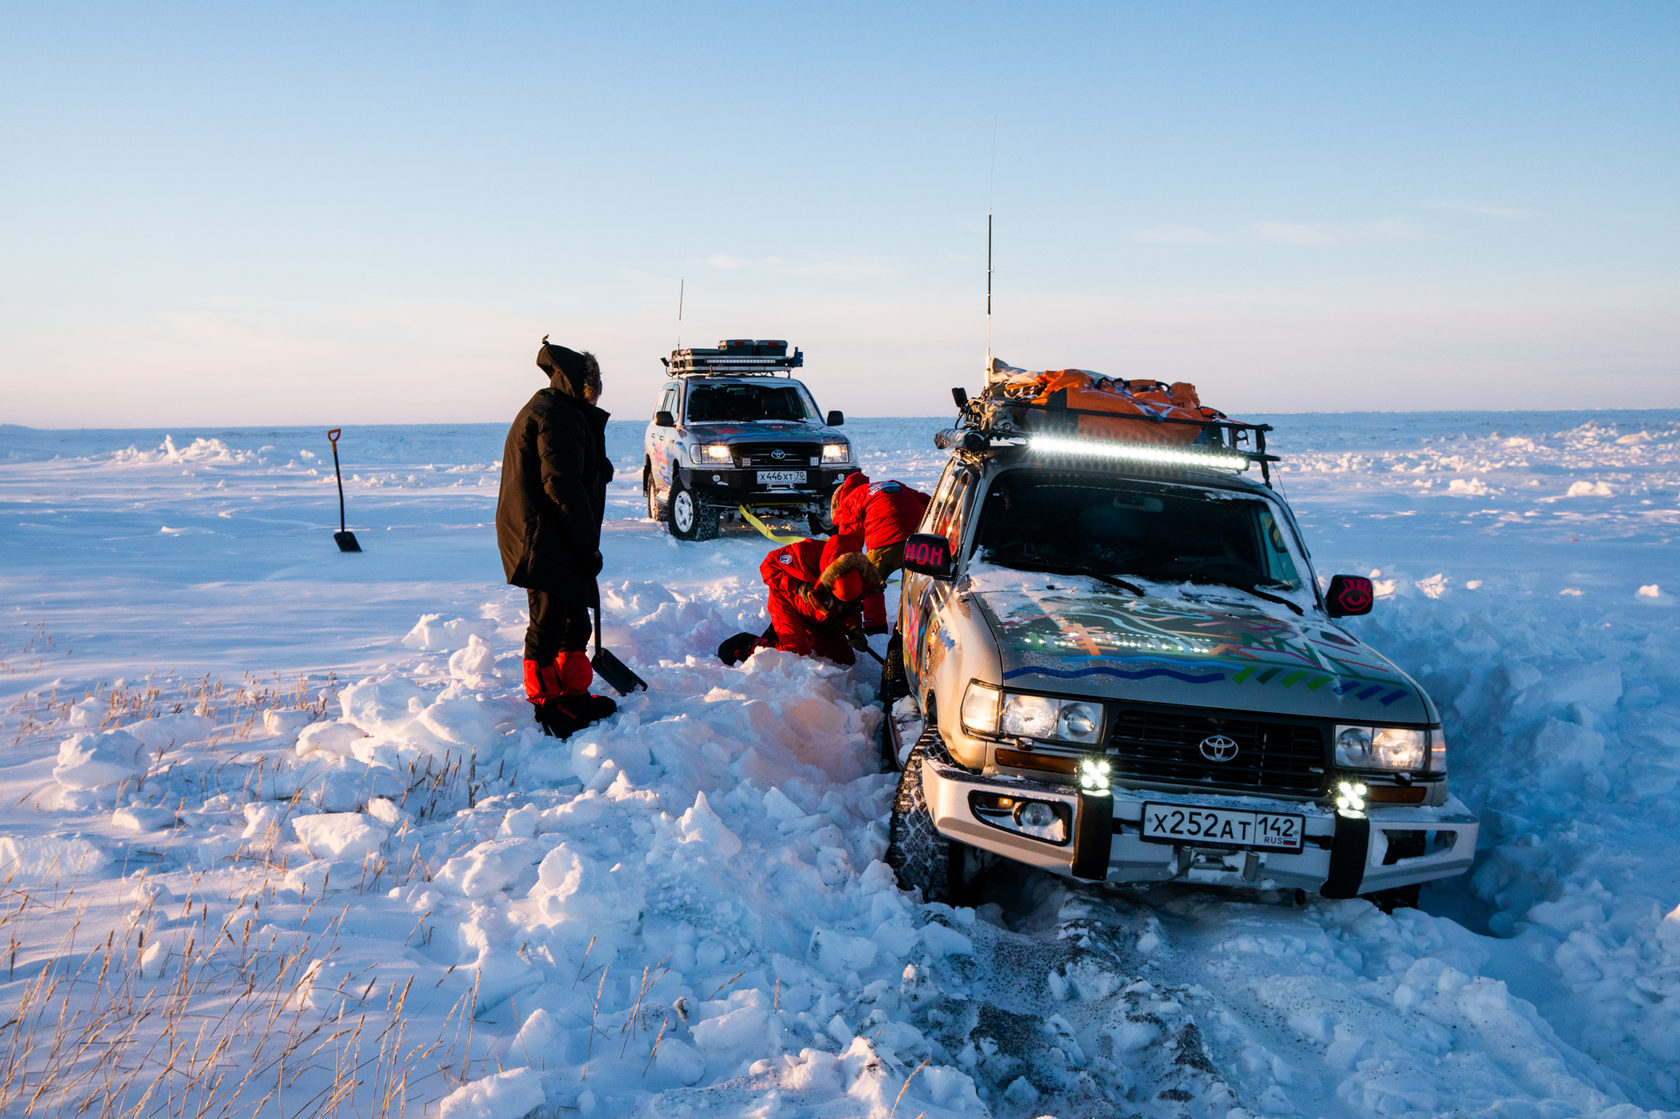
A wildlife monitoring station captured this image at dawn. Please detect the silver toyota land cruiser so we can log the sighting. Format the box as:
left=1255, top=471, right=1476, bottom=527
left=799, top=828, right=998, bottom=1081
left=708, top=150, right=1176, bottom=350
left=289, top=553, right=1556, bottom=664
left=642, top=339, right=854, bottom=540
left=881, top=388, right=1478, bottom=907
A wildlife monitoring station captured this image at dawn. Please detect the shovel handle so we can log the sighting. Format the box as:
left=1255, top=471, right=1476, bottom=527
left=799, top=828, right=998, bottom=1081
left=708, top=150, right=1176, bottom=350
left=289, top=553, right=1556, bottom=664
left=326, top=429, right=347, bottom=532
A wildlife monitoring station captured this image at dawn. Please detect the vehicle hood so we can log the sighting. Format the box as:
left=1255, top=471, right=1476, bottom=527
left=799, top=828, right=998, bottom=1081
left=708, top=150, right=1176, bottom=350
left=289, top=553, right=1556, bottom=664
left=685, top=421, right=843, bottom=442
left=966, top=567, right=1433, bottom=724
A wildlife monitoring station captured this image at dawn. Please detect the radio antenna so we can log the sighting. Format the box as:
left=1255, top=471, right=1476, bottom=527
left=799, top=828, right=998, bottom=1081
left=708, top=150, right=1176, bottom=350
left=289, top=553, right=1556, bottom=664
left=986, top=116, right=997, bottom=381
left=676, top=278, right=685, bottom=350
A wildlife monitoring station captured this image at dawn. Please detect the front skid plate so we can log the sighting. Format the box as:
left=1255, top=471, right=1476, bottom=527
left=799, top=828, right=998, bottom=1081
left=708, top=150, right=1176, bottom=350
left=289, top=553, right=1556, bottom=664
left=918, top=757, right=1479, bottom=895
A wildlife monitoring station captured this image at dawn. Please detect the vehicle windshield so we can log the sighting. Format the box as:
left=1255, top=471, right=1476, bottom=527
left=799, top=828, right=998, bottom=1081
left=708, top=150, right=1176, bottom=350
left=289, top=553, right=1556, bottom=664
left=685, top=383, right=818, bottom=423
left=972, top=471, right=1305, bottom=591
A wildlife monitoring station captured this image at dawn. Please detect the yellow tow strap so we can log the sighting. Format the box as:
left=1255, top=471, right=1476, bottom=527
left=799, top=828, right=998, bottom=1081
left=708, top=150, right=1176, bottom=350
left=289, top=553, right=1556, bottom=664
left=738, top=505, right=809, bottom=545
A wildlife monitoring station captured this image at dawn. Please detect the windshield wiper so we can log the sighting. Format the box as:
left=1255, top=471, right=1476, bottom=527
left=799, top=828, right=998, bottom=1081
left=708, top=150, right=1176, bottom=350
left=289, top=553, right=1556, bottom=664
left=1008, top=559, right=1145, bottom=597
left=1193, top=579, right=1305, bottom=616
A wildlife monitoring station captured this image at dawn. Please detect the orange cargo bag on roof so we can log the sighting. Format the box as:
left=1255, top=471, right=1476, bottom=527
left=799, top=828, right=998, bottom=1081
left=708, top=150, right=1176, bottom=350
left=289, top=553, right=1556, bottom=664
left=1023, top=370, right=1213, bottom=445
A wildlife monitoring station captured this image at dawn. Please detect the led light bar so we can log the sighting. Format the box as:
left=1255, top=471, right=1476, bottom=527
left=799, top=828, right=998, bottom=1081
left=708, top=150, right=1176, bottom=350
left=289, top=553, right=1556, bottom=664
left=1028, top=433, right=1250, bottom=472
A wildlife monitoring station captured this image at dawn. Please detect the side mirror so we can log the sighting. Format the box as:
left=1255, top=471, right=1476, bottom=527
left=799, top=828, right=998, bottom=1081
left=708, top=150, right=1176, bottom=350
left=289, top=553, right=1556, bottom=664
left=826, top=410, right=844, bottom=427
left=654, top=410, right=676, bottom=429
left=901, top=533, right=955, bottom=581
left=1325, top=575, right=1374, bottom=617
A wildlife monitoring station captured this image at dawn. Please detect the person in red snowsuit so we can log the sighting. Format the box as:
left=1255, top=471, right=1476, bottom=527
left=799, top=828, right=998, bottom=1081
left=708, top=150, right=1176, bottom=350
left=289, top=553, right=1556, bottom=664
left=718, top=539, right=883, bottom=666
left=820, top=474, right=932, bottom=633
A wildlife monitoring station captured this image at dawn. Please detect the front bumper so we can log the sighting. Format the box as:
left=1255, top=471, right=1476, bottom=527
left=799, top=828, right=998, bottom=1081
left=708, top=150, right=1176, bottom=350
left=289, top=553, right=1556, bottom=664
left=919, top=756, right=1479, bottom=897
left=677, top=465, right=851, bottom=508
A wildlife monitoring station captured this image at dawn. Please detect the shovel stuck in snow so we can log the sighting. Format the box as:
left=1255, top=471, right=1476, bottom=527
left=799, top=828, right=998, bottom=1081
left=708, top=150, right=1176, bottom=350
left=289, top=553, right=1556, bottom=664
left=326, top=428, right=361, bottom=553
left=590, top=589, right=646, bottom=695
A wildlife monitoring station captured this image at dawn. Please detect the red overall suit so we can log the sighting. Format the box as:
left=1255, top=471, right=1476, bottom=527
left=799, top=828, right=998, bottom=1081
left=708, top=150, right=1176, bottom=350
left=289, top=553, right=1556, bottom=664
left=821, top=475, right=932, bottom=632
left=746, top=539, right=880, bottom=666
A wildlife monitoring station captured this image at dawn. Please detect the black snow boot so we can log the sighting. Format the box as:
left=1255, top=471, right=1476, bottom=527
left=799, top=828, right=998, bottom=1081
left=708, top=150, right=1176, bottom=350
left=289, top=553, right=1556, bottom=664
left=536, top=694, right=618, bottom=739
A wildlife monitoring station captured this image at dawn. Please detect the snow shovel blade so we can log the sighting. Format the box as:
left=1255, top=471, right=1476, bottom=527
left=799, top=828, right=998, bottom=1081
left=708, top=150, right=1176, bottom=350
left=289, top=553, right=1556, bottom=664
left=333, top=530, right=362, bottom=553
left=591, top=648, right=646, bottom=695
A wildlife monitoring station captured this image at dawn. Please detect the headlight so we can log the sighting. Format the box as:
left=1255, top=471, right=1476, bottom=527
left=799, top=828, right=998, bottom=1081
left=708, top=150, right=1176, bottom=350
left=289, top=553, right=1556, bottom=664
left=960, top=682, right=1001, bottom=736
left=699, top=444, right=733, bottom=463
left=1335, top=725, right=1428, bottom=771
left=962, top=683, right=1104, bottom=745
left=822, top=442, right=851, bottom=463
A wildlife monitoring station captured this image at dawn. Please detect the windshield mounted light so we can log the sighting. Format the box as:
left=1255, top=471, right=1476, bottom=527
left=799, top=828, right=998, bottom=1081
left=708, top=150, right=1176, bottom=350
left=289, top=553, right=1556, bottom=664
left=1335, top=725, right=1427, bottom=771
left=960, top=682, right=1002, bottom=737
left=699, top=444, right=733, bottom=463
left=1335, top=780, right=1368, bottom=818
left=1027, top=433, right=1249, bottom=472
left=1078, top=756, right=1112, bottom=795
left=821, top=442, right=852, bottom=464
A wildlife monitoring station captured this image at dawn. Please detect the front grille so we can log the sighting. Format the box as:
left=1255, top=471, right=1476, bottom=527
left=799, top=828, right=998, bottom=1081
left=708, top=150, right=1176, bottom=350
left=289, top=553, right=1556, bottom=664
left=1107, top=706, right=1326, bottom=794
left=731, top=442, right=820, bottom=467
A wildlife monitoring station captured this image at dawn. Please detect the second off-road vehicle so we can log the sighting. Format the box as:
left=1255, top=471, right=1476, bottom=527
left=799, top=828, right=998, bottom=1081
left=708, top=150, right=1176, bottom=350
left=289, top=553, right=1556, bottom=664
left=642, top=340, right=855, bottom=540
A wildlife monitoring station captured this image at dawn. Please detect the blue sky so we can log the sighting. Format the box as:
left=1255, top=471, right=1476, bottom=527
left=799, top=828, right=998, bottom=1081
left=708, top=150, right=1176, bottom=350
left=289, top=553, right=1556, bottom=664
left=3, top=2, right=1676, bottom=426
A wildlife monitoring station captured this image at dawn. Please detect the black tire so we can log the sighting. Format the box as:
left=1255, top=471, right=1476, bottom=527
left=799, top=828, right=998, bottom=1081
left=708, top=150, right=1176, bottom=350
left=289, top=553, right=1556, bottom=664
left=877, top=629, right=909, bottom=771
left=886, top=726, right=977, bottom=905
left=1369, top=883, right=1422, bottom=913
left=666, top=480, right=719, bottom=541
left=808, top=512, right=833, bottom=538
left=644, top=465, right=662, bottom=522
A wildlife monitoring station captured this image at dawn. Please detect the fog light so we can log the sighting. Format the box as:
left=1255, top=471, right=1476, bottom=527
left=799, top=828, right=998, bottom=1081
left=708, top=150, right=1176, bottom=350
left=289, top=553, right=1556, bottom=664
left=1335, top=780, right=1368, bottom=817
left=1019, top=802, right=1057, bottom=829
left=1079, top=757, right=1111, bottom=795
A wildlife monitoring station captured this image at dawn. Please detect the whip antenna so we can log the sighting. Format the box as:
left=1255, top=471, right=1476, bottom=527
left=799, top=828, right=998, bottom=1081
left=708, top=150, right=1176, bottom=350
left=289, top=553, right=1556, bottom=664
left=676, top=278, right=685, bottom=350
left=986, top=116, right=997, bottom=381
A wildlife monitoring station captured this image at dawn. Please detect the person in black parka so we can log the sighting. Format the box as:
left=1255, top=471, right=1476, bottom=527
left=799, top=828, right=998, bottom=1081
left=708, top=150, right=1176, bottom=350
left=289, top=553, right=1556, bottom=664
left=497, top=336, right=617, bottom=736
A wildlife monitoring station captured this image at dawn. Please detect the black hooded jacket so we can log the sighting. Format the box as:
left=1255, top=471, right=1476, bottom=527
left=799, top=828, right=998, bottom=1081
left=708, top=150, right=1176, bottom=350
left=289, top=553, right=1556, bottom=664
left=496, top=344, right=613, bottom=597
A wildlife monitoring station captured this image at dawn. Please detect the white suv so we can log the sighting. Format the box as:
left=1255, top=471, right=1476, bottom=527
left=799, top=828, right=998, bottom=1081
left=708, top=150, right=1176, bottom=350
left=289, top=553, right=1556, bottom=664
left=882, top=392, right=1478, bottom=907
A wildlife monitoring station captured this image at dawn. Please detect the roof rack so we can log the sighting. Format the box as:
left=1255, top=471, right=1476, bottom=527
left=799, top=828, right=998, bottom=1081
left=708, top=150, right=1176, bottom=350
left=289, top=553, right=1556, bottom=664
left=937, top=385, right=1280, bottom=486
left=662, top=339, right=805, bottom=377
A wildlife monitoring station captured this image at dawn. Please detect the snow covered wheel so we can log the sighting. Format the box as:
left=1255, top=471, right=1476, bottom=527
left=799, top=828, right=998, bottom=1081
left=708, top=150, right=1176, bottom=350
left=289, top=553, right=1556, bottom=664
left=666, top=481, right=719, bottom=541
left=886, top=725, right=977, bottom=905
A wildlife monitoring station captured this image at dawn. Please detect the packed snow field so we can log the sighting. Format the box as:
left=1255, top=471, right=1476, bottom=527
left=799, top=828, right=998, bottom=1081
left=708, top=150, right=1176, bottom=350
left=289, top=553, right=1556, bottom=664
left=1, top=410, right=1677, bottom=1118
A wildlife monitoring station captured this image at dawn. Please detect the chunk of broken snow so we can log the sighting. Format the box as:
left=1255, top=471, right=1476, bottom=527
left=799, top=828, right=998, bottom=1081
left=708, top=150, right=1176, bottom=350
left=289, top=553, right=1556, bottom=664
left=437, top=1068, right=545, bottom=1119
left=449, top=634, right=497, bottom=685
left=1416, top=574, right=1449, bottom=599
left=402, top=613, right=492, bottom=652
left=678, top=791, right=744, bottom=857
left=0, top=835, right=110, bottom=881
left=434, top=837, right=541, bottom=897
left=292, top=812, right=387, bottom=860
left=1446, top=477, right=1493, bottom=496
left=1565, top=480, right=1614, bottom=497
left=54, top=729, right=147, bottom=790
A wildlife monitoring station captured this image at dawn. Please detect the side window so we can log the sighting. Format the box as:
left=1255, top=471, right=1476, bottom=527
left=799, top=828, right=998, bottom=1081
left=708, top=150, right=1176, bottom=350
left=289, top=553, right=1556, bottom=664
left=658, top=385, right=678, bottom=419
left=926, top=466, right=976, bottom=554
left=924, top=464, right=961, bottom=538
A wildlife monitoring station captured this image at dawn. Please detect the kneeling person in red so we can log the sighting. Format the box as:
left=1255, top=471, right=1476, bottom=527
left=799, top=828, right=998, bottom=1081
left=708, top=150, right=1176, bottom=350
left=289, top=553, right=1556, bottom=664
left=822, top=474, right=932, bottom=633
left=718, top=539, right=883, bottom=666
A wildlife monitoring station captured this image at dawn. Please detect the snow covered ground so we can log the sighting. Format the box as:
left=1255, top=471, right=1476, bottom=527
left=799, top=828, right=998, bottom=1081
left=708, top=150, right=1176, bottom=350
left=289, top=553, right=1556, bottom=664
left=1, top=410, right=1677, bottom=1118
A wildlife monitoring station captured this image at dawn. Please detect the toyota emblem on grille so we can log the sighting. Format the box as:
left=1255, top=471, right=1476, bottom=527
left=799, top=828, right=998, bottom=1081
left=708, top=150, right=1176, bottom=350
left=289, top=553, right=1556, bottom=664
left=770, top=449, right=786, bottom=461
left=1199, top=734, right=1239, bottom=763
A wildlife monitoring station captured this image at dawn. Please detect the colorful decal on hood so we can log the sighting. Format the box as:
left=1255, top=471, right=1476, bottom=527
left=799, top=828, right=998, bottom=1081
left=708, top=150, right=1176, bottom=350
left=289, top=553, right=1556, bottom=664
left=987, top=592, right=1413, bottom=704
